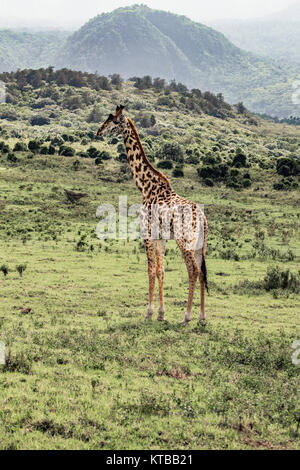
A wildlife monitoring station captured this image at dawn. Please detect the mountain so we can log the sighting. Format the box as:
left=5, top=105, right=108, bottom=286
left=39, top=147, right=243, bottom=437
left=0, top=5, right=298, bottom=118
left=54, top=5, right=297, bottom=117
left=212, top=2, right=300, bottom=66
left=0, top=30, right=71, bottom=72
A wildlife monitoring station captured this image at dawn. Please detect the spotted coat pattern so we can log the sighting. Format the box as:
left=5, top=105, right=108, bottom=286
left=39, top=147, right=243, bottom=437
left=97, top=106, right=208, bottom=323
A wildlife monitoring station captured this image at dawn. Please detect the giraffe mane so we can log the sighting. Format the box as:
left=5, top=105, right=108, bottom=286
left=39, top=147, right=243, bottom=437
left=127, top=118, right=171, bottom=187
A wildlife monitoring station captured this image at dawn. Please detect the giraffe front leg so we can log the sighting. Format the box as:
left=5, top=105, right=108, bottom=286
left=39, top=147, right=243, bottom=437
left=145, top=241, right=156, bottom=319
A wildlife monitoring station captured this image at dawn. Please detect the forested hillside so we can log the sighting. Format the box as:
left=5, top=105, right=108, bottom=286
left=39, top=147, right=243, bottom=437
left=0, top=5, right=299, bottom=117
left=0, top=30, right=70, bottom=72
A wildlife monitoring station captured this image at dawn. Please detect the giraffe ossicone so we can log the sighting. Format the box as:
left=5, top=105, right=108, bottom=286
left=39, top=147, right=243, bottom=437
left=97, top=105, right=208, bottom=323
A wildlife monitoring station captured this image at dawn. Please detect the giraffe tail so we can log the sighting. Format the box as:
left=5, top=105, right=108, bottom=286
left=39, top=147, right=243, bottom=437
left=201, top=256, right=209, bottom=294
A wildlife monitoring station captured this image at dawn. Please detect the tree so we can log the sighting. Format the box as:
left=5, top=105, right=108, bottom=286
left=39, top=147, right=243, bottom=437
left=157, top=142, right=184, bottom=163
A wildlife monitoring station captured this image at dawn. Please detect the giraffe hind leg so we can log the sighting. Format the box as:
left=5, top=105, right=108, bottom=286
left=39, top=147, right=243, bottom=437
left=156, top=240, right=166, bottom=321
left=177, top=241, right=199, bottom=324
left=145, top=240, right=156, bottom=319
left=195, top=249, right=206, bottom=322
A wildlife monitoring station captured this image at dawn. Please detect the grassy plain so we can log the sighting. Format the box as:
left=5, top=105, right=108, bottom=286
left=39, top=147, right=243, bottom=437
left=0, top=80, right=299, bottom=449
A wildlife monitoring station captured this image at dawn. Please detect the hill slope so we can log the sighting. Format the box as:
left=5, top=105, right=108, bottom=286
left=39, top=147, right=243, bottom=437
left=212, top=2, right=300, bottom=67
left=0, top=5, right=298, bottom=117
left=54, top=5, right=298, bottom=117
left=0, top=30, right=70, bottom=72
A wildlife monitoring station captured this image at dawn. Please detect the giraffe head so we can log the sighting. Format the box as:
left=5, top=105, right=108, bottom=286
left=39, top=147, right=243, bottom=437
left=96, top=105, right=126, bottom=136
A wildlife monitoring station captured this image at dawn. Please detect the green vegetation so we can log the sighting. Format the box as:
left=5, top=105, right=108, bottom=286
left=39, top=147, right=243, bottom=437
left=0, top=30, right=70, bottom=72
left=0, top=71, right=299, bottom=450
left=0, top=5, right=299, bottom=117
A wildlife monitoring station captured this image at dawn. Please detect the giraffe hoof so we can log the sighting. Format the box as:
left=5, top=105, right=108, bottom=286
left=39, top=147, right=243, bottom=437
left=157, top=315, right=165, bottom=322
left=198, top=318, right=207, bottom=326
left=183, top=318, right=191, bottom=325
left=145, top=314, right=153, bottom=320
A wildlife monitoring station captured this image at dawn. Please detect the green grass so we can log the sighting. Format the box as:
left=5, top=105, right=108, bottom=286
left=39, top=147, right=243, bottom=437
left=0, top=149, right=299, bottom=450
left=0, top=77, right=299, bottom=449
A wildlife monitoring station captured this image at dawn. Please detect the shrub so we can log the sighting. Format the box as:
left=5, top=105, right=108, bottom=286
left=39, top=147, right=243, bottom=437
left=197, top=166, right=216, bottom=179
left=157, top=160, right=173, bottom=169
left=28, top=140, right=40, bottom=153
left=173, top=166, right=184, bottom=178
left=0, top=109, right=18, bottom=121
left=87, top=146, right=100, bottom=159
left=13, top=142, right=27, bottom=152
left=7, top=153, right=17, bottom=163
left=30, top=116, right=50, bottom=126
left=203, top=178, right=214, bottom=187
left=157, top=142, right=184, bottom=163
left=40, top=146, right=49, bottom=155
left=73, top=160, right=80, bottom=171
left=117, top=153, right=127, bottom=162
left=59, top=146, right=75, bottom=157
left=273, top=178, right=298, bottom=191
left=231, top=148, right=248, bottom=168
left=186, top=155, right=199, bottom=165
left=16, top=264, right=27, bottom=277
left=95, top=157, right=103, bottom=165
left=0, top=264, right=9, bottom=277
left=276, top=157, right=300, bottom=177
left=0, top=142, right=10, bottom=153
left=100, top=151, right=111, bottom=161
left=48, top=145, right=56, bottom=155
left=263, top=266, right=300, bottom=292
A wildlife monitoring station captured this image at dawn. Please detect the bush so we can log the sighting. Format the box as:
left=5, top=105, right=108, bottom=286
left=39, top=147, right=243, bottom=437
left=28, top=140, right=40, bottom=153
left=273, top=178, right=298, bottom=191
left=0, top=264, right=9, bottom=277
left=7, top=153, right=17, bottom=163
left=157, top=142, right=184, bottom=163
left=197, top=166, right=216, bottom=179
left=263, top=266, right=300, bottom=292
left=157, top=160, right=173, bottom=170
left=173, top=166, right=184, bottom=178
left=16, top=264, right=27, bottom=277
left=276, top=157, right=300, bottom=177
left=186, top=155, right=199, bottom=165
left=95, top=157, right=103, bottom=165
left=40, top=146, right=49, bottom=155
left=48, top=145, right=56, bottom=155
left=231, top=148, right=248, bottom=168
left=59, top=146, right=75, bottom=157
left=203, top=178, right=214, bottom=187
left=0, top=142, right=10, bottom=153
left=30, top=116, right=50, bottom=126
left=87, top=146, right=100, bottom=159
left=100, top=151, right=111, bottom=161
left=13, top=142, right=27, bottom=152
left=117, top=153, right=127, bottom=162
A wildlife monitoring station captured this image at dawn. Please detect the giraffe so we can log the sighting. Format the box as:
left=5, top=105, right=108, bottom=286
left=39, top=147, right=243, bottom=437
left=97, top=105, right=208, bottom=324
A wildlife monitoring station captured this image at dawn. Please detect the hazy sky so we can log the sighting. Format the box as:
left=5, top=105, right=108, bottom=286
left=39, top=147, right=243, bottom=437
left=0, top=0, right=298, bottom=29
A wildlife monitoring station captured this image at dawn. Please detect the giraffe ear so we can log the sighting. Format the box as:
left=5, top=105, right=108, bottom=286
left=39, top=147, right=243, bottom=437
left=116, top=105, right=125, bottom=115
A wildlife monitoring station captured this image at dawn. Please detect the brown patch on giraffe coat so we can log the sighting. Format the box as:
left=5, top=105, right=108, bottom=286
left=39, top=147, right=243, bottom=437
left=127, top=118, right=171, bottom=187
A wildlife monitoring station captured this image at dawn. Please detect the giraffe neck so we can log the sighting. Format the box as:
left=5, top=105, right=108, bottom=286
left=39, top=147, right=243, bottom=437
left=122, top=118, right=172, bottom=201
